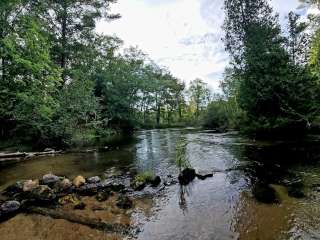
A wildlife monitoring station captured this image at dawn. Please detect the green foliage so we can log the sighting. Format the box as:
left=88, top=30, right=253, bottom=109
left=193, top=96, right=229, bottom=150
left=222, top=0, right=320, bottom=136
left=134, top=171, right=154, bottom=184
left=176, top=138, right=190, bottom=172
left=202, top=98, right=243, bottom=131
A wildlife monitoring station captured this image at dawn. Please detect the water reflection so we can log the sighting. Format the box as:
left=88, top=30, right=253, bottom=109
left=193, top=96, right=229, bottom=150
left=2, top=129, right=320, bottom=239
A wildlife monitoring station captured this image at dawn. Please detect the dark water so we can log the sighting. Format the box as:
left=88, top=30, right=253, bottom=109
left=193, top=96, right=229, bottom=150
left=1, top=129, right=320, bottom=239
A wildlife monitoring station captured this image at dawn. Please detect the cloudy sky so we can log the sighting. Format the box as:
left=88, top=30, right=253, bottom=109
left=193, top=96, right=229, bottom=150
left=97, top=0, right=305, bottom=91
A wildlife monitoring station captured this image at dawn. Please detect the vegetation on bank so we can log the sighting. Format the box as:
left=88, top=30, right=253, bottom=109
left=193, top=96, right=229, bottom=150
left=2, top=0, right=320, bottom=150
left=202, top=0, right=320, bottom=137
left=0, top=0, right=213, bottom=150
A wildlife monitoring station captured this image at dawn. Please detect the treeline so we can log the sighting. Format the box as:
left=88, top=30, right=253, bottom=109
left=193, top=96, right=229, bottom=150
left=0, top=0, right=213, bottom=149
left=203, top=0, right=320, bottom=137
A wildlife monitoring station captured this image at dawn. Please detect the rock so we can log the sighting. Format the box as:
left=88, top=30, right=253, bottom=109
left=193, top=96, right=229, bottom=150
left=133, top=182, right=146, bottom=191
left=58, top=194, right=81, bottom=206
left=150, top=176, right=161, bottom=187
left=288, top=187, right=305, bottom=199
left=23, top=180, right=39, bottom=192
left=30, top=185, right=56, bottom=203
left=178, top=168, right=196, bottom=185
left=3, top=181, right=24, bottom=196
left=116, top=195, right=133, bottom=209
left=74, top=202, right=86, bottom=210
left=96, top=191, right=113, bottom=202
left=73, top=176, right=86, bottom=187
left=252, top=182, right=279, bottom=204
left=1, top=201, right=20, bottom=214
left=77, top=183, right=98, bottom=196
left=41, top=174, right=60, bottom=186
left=59, top=178, right=73, bottom=190
left=98, top=179, right=126, bottom=192
left=196, top=171, right=213, bottom=180
left=87, top=176, right=101, bottom=184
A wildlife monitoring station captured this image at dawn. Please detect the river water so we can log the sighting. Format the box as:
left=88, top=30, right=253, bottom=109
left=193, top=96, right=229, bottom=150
left=1, top=128, right=320, bottom=240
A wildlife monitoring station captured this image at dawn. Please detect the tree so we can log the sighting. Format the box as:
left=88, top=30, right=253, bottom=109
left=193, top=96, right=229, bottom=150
left=189, top=79, right=211, bottom=119
left=223, top=0, right=319, bottom=134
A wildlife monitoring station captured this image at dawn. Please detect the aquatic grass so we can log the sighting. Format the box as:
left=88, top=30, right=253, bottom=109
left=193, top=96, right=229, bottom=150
left=134, top=171, right=154, bottom=184
left=175, top=138, right=191, bottom=172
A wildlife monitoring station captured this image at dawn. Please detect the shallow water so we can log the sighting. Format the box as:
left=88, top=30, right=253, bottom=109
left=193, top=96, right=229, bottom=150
left=1, top=129, right=320, bottom=239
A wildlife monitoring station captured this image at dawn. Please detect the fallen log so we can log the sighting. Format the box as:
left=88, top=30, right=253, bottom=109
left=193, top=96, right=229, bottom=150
left=25, top=206, right=131, bottom=235
left=0, top=152, right=27, bottom=159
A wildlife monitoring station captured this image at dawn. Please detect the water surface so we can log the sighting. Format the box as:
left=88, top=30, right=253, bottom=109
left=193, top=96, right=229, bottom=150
left=1, top=129, right=320, bottom=239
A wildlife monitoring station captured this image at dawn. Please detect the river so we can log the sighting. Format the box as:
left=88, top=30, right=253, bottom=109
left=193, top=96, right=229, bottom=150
left=1, top=128, right=320, bottom=240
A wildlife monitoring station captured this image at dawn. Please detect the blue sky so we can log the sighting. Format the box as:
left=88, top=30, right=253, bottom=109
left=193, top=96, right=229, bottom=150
left=97, top=0, right=303, bottom=91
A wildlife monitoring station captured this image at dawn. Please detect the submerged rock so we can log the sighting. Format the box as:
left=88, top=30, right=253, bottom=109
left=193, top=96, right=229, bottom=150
left=41, top=174, right=60, bottom=186
left=150, top=176, right=161, bottom=187
left=116, top=195, right=133, bottom=209
left=58, top=194, right=81, bottom=206
left=178, top=168, right=196, bottom=185
left=96, top=191, right=113, bottom=202
left=87, top=176, right=101, bottom=184
left=287, top=187, right=305, bottom=199
left=196, top=171, right=213, bottom=180
left=1, top=201, right=20, bottom=214
left=73, top=176, right=86, bottom=187
left=252, top=183, right=279, bottom=204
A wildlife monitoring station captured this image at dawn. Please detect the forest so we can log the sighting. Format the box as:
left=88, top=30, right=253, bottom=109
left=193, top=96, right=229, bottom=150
left=1, top=0, right=320, bottom=150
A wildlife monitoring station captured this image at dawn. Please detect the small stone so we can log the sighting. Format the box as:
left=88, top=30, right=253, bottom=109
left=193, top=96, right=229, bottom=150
left=1, top=201, right=20, bottom=213
left=87, top=176, right=101, bottom=184
left=77, top=183, right=98, bottom=196
left=59, top=178, right=72, bottom=190
left=23, top=180, right=39, bottom=192
left=73, top=176, right=86, bottom=187
left=42, top=174, right=60, bottom=186
left=116, top=195, right=133, bottom=209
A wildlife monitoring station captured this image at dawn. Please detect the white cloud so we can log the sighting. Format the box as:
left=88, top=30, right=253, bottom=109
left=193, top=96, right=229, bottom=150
left=97, top=0, right=302, bottom=91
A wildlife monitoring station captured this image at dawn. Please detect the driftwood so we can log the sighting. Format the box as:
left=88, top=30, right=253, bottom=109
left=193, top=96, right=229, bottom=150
left=0, top=152, right=27, bottom=159
left=25, top=206, right=131, bottom=235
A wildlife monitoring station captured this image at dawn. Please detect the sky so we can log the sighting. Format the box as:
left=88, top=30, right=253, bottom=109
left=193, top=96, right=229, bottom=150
left=96, top=0, right=305, bottom=91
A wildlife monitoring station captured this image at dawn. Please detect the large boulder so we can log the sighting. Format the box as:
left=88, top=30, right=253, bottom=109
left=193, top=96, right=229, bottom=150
left=178, top=168, right=196, bottom=185
left=1, top=201, right=20, bottom=214
left=41, top=174, right=60, bottom=186
left=73, top=176, right=86, bottom=187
